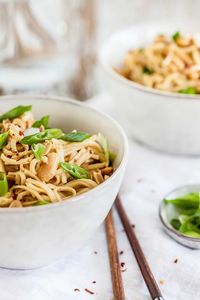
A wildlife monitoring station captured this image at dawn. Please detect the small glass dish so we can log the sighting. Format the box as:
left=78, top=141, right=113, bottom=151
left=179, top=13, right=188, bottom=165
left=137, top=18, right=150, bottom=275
left=159, top=184, right=200, bottom=249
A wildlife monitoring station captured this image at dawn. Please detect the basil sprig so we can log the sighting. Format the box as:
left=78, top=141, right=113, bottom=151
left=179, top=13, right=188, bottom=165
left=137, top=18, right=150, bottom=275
left=97, top=133, right=109, bottom=166
left=60, top=131, right=91, bottom=142
left=34, top=199, right=50, bottom=206
left=143, top=66, right=154, bottom=75
left=0, top=172, right=8, bottom=196
left=21, top=128, right=63, bottom=145
left=31, top=143, right=45, bottom=160
left=172, top=31, right=180, bottom=42
left=60, top=162, right=90, bottom=179
left=0, top=132, right=9, bottom=150
left=170, top=219, right=181, bottom=230
left=165, top=192, right=200, bottom=238
left=0, top=105, right=32, bottom=122
left=165, top=192, right=200, bottom=210
left=33, top=115, right=49, bottom=129
left=178, top=87, right=197, bottom=95
left=109, top=151, right=116, bottom=164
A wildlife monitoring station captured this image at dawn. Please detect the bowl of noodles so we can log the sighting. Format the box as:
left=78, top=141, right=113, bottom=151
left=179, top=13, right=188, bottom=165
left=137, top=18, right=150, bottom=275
left=0, top=95, right=128, bottom=269
left=99, top=21, right=200, bottom=155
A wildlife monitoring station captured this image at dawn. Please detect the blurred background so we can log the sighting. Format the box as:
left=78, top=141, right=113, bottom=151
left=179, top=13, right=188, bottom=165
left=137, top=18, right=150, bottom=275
left=0, top=0, right=198, bottom=100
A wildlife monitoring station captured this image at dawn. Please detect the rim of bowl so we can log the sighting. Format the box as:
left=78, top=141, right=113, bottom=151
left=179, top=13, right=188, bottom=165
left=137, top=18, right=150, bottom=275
left=159, top=184, right=200, bottom=242
left=0, top=94, right=129, bottom=213
left=99, top=22, right=200, bottom=101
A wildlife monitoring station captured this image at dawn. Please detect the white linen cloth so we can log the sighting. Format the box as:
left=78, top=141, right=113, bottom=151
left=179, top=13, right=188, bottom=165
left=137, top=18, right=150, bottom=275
left=0, top=94, right=200, bottom=300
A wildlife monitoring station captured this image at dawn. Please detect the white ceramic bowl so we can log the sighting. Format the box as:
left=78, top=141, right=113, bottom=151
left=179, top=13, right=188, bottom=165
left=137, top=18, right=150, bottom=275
left=99, top=21, right=200, bottom=155
left=0, top=95, right=128, bottom=269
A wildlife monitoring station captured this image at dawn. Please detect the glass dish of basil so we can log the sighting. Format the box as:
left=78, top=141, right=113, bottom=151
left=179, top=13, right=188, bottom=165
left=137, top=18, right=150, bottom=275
left=159, top=184, right=200, bottom=249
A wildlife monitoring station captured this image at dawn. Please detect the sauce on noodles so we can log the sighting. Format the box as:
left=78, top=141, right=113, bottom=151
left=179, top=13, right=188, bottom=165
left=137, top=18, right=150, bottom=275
left=0, top=105, right=115, bottom=207
left=117, top=32, right=200, bottom=94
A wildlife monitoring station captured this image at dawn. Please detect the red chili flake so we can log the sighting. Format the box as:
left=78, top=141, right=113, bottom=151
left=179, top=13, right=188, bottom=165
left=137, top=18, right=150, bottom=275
left=85, top=288, right=94, bottom=295
left=74, top=288, right=80, bottom=292
left=19, top=131, right=23, bottom=136
left=121, top=262, right=125, bottom=268
left=119, top=250, right=124, bottom=255
left=92, top=281, right=96, bottom=284
left=94, top=251, right=98, bottom=255
left=174, top=258, right=178, bottom=264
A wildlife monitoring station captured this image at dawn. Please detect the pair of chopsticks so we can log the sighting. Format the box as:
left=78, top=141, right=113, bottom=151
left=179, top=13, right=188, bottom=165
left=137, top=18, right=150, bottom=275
left=105, top=195, right=164, bottom=300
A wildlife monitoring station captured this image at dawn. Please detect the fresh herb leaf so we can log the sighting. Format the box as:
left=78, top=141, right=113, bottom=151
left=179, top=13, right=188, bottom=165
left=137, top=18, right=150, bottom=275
left=0, top=172, right=8, bottom=196
left=177, top=208, right=197, bottom=216
left=31, top=143, right=45, bottom=160
left=178, top=214, right=190, bottom=224
left=179, top=212, right=200, bottom=234
left=20, top=128, right=63, bottom=145
left=0, top=132, right=9, bottom=150
left=178, top=87, right=197, bottom=95
left=61, top=131, right=91, bottom=142
left=170, top=218, right=181, bottom=230
left=109, top=151, right=116, bottom=164
left=97, top=133, right=109, bottom=166
left=184, top=231, right=200, bottom=238
left=164, top=192, right=200, bottom=210
left=143, top=66, right=154, bottom=74
left=172, top=31, right=180, bottom=42
left=0, top=105, right=32, bottom=122
left=166, top=191, right=200, bottom=238
left=60, top=162, right=90, bottom=179
left=33, top=115, right=49, bottom=129
left=34, top=199, right=50, bottom=206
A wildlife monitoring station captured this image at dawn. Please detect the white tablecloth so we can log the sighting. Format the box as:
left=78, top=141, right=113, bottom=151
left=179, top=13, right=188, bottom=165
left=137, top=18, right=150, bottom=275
left=1, top=93, right=200, bottom=300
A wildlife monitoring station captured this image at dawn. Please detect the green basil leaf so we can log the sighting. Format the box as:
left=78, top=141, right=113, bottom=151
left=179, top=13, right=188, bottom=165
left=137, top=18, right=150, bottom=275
left=97, top=133, right=109, bottom=166
left=172, top=31, right=180, bottom=42
left=178, top=87, right=197, bottom=94
left=143, top=66, right=154, bottom=74
left=109, top=151, right=116, bottom=164
left=0, top=172, right=8, bottom=196
left=0, top=105, right=32, bottom=122
left=34, top=199, right=50, bottom=206
left=179, top=212, right=200, bottom=234
left=170, top=218, right=181, bottom=230
left=21, top=128, right=63, bottom=145
left=164, top=192, right=200, bottom=210
left=178, top=214, right=190, bottom=224
left=61, top=131, right=91, bottom=142
left=31, top=143, right=45, bottom=160
left=184, top=231, right=200, bottom=238
left=177, top=208, right=197, bottom=216
left=0, top=132, right=9, bottom=150
left=60, top=162, right=90, bottom=179
left=32, top=115, right=49, bottom=129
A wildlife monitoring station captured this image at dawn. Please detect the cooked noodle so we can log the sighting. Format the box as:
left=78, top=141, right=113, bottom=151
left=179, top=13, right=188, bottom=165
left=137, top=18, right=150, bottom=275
left=117, top=32, right=200, bottom=94
left=0, top=108, right=114, bottom=207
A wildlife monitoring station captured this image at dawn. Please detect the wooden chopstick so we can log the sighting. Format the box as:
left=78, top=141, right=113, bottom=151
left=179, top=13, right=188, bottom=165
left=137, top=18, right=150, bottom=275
left=115, top=195, right=164, bottom=300
left=105, top=210, right=126, bottom=300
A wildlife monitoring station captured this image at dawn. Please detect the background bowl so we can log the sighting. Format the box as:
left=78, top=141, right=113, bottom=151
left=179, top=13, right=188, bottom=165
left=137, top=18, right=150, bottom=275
left=99, top=21, right=200, bottom=155
left=0, top=95, right=128, bottom=269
